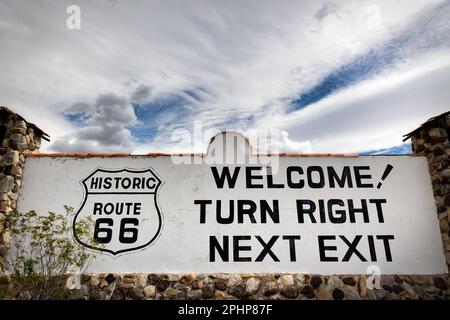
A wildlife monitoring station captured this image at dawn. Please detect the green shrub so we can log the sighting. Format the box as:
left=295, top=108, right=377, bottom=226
left=2, top=206, right=98, bottom=299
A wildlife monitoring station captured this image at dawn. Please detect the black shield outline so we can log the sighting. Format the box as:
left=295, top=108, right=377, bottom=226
left=73, top=167, right=163, bottom=256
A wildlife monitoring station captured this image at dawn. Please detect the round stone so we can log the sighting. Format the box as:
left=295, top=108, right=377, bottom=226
left=214, top=290, right=227, bottom=300
left=227, top=274, right=242, bottom=287
left=191, top=280, right=201, bottom=290
left=168, top=274, right=181, bottom=282
left=327, top=275, right=344, bottom=288
left=403, top=282, right=418, bottom=298
left=90, top=276, right=100, bottom=287
left=393, top=284, right=404, bottom=294
left=309, top=275, right=322, bottom=289
left=188, top=290, right=202, bottom=300
left=202, top=284, right=215, bottom=299
left=214, top=279, right=227, bottom=291
left=0, top=176, right=14, bottom=193
left=382, top=284, right=393, bottom=293
left=156, top=279, right=170, bottom=292
left=110, top=288, right=125, bottom=300
left=163, top=287, right=178, bottom=299
left=300, top=285, right=315, bottom=299
left=342, top=277, right=356, bottom=286
left=127, top=287, right=144, bottom=300
left=105, top=274, right=115, bottom=284
left=143, top=285, right=156, bottom=298
left=404, top=276, right=416, bottom=286
left=228, top=282, right=246, bottom=298
left=262, top=281, right=278, bottom=296
left=394, top=275, right=403, bottom=284
left=280, top=285, right=299, bottom=299
left=316, top=285, right=332, bottom=299
left=433, top=277, right=448, bottom=290
left=180, top=275, right=193, bottom=286
left=135, top=274, right=148, bottom=288
left=147, top=274, right=159, bottom=285
left=343, top=287, right=361, bottom=300
left=245, top=277, right=261, bottom=295
left=332, top=288, right=345, bottom=300
left=281, top=274, right=294, bottom=286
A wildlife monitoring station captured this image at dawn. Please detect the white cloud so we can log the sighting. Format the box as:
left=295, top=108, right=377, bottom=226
left=52, top=92, right=138, bottom=152
left=264, top=52, right=450, bottom=153
left=0, top=0, right=447, bottom=154
left=314, top=1, right=340, bottom=22
left=130, top=84, right=153, bottom=104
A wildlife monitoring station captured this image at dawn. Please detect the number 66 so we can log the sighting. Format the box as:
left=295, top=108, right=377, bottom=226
left=94, top=218, right=139, bottom=244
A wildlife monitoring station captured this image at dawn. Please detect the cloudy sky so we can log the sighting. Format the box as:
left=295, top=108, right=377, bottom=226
left=1, top=0, right=449, bottom=154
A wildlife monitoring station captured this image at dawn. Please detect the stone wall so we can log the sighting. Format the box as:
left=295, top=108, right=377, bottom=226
left=0, top=107, right=449, bottom=300
left=73, top=273, right=450, bottom=300
left=407, top=112, right=450, bottom=271
left=57, top=110, right=446, bottom=300
left=0, top=107, right=46, bottom=271
left=1, top=273, right=449, bottom=300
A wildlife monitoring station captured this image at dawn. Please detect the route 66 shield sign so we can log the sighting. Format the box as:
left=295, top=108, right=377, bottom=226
left=73, top=168, right=163, bottom=255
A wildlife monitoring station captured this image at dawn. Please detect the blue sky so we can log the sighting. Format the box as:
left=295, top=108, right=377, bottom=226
left=0, top=0, right=449, bottom=154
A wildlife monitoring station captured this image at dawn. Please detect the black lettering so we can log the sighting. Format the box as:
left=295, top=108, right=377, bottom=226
left=210, top=236, right=229, bottom=262
left=103, top=177, right=112, bottom=189
left=377, top=235, right=394, bottom=262
left=114, top=177, right=121, bottom=189
left=354, top=166, right=373, bottom=188
left=282, top=235, right=301, bottom=262
left=121, top=177, right=131, bottom=189
left=255, top=236, right=279, bottom=262
left=260, top=200, right=279, bottom=223
left=132, top=177, right=141, bottom=189
left=211, top=167, right=241, bottom=188
left=368, top=235, right=377, bottom=262
left=328, top=199, right=346, bottom=223
left=340, top=235, right=367, bottom=262
left=318, top=199, right=326, bottom=223
left=115, top=202, right=124, bottom=215
left=328, top=166, right=353, bottom=188
left=234, top=236, right=251, bottom=262
left=348, top=199, right=369, bottom=223
left=134, top=203, right=141, bottom=215
left=124, top=202, right=133, bottom=214
left=287, top=166, right=304, bottom=188
left=103, top=203, right=114, bottom=215
left=93, top=202, right=103, bottom=215
left=296, top=199, right=317, bottom=223
left=237, top=200, right=257, bottom=223
left=318, top=235, right=338, bottom=261
left=246, top=167, right=263, bottom=188
left=267, top=167, right=284, bottom=188
left=217, top=200, right=234, bottom=224
left=369, top=199, right=387, bottom=223
left=90, top=177, right=101, bottom=189
left=146, top=177, right=156, bottom=189
left=119, top=218, right=139, bottom=243
left=307, top=166, right=325, bottom=188
left=94, top=218, right=113, bottom=243
left=194, top=200, right=212, bottom=224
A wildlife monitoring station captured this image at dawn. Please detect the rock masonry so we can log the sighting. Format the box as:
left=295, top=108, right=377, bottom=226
left=1, top=273, right=447, bottom=300
left=0, top=107, right=49, bottom=271
left=405, top=111, right=450, bottom=271
left=0, top=107, right=449, bottom=299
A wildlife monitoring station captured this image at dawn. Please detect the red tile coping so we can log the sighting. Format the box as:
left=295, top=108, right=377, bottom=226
left=24, top=152, right=369, bottom=158
left=0, top=106, right=50, bottom=141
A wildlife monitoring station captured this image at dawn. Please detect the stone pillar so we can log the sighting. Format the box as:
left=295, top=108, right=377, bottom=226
left=0, top=107, right=49, bottom=271
left=405, top=111, right=450, bottom=271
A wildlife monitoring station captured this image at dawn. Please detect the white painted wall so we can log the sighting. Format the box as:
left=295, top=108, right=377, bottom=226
left=17, top=151, right=447, bottom=274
